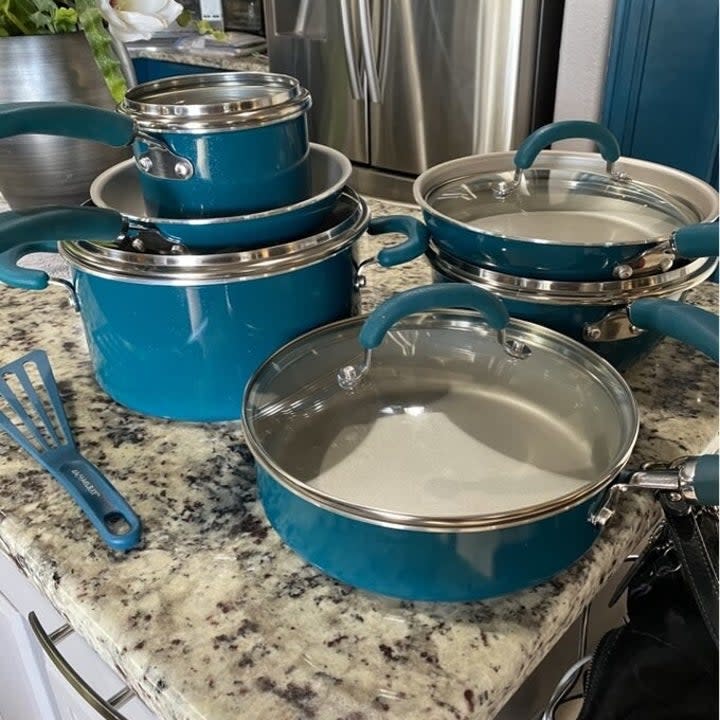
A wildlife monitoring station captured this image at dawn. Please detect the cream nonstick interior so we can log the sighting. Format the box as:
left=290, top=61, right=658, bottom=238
left=425, top=168, right=699, bottom=245
left=245, top=315, right=638, bottom=524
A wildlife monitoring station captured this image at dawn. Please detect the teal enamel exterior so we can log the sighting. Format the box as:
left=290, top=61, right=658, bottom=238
left=425, top=213, right=719, bottom=282
left=72, top=249, right=357, bottom=422
left=134, top=115, right=311, bottom=219
left=256, top=466, right=602, bottom=602
left=430, top=270, right=715, bottom=372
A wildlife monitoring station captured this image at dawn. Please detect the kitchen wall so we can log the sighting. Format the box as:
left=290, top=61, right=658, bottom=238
left=552, top=0, right=616, bottom=151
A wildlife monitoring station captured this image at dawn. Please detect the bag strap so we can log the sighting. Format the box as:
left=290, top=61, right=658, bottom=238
left=660, top=497, right=719, bottom=645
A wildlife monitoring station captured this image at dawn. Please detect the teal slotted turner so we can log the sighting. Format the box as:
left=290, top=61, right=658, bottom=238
left=0, top=349, right=141, bottom=551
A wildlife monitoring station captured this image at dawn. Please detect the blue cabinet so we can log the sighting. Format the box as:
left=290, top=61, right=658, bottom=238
left=603, top=0, right=718, bottom=186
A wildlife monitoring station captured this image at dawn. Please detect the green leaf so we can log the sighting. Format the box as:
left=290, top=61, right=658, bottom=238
left=52, top=5, right=77, bottom=31
left=175, top=8, right=192, bottom=27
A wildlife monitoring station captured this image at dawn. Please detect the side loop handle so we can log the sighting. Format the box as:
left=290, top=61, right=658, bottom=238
left=359, top=284, right=510, bottom=350
left=367, top=215, right=429, bottom=267
left=514, top=120, right=622, bottom=170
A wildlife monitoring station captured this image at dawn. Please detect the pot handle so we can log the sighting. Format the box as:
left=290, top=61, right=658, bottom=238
left=359, top=284, right=510, bottom=350
left=0, top=207, right=125, bottom=290
left=367, top=215, right=429, bottom=267
left=591, top=455, right=719, bottom=528
left=673, top=223, right=719, bottom=259
left=0, top=102, right=135, bottom=147
left=628, top=298, right=718, bottom=363
left=514, top=120, right=621, bottom=170
left=628, top=455, right=718, bottom=506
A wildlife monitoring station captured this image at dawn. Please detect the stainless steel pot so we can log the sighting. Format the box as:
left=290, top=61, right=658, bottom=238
left=0, top=34, right=130, bottom=209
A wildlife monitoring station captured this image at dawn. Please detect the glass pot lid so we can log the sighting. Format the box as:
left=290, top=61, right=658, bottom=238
left=415, top=152, right=719, bottom=248
left=121, top=72, right=312, bottom=132
left=243, top=285, right=639, bottom=531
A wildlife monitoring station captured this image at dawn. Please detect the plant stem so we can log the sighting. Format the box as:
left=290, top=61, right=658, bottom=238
left=75, top=0, right=127, bottom=103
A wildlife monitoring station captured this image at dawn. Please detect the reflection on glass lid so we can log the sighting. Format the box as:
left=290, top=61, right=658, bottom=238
left=425, top=168, right=701, bottom=246
left=245, top=314, right=637, bottom=527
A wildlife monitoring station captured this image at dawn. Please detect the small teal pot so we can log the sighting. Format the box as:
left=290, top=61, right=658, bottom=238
left=428, top=245, right=719, bottom=371
left=413, top=121, right=719, bottom=281
left=0, top=72, right=312, bottom=219
left=243, top=284, right=719, bottom=601
left=0, top=198, right=429, bottom=421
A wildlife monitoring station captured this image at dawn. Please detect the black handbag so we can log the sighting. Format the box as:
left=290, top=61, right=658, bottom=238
left=576, top=498, right=718, bottom=720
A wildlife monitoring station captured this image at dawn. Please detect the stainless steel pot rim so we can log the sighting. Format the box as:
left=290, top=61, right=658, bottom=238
left=120, top=72, right=312, bottom=132
left=243, top=312, right=640, bottom=533
left=89, top=144, right=352, bottom=228
left=414, top=150, right=719, bottom=245
left=427, top=244, right=719, bottom=305
left=59, top=189, right=369, bottom=284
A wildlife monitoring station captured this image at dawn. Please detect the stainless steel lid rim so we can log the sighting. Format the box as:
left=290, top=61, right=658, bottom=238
left=427, top=246, right=718, bottom=305
left=121, top=71, right=312, bottom=132
left=59, top=190, right=369, bottom=284
left=414, top=150, right=719, bottom=244
left=242, top=312, right=640, bottom=533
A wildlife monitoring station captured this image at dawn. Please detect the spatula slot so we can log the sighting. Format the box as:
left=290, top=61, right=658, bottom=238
left=23, top=360, right=68, bottom=447
left=104, top=512, right=133, bottom=536
left=0, top=380, right=49, bottom=453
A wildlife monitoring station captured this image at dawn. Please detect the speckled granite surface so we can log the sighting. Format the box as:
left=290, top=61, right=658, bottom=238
left=126, top=45, right=269, bottom=73
left=0, top=184, right=718, bottom=719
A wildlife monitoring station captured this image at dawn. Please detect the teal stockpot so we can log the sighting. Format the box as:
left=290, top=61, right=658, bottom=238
left=0, top=194, right=428, bottom=421
left=0, top=72, right=312, bottom=219
left=243, top=284, right=719, bottom=602
left=427, top=243, right=719, bottom=371
left=413, top=121, right=719, bottom=281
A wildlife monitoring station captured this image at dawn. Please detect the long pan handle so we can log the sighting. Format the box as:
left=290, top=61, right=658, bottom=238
left=0, top=207, right=125, bottom=290
left=0, top=102, right=135, bottom=146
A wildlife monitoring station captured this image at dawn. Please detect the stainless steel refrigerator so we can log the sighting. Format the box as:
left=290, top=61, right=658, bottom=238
left=264, top=0, right=564, bottom=200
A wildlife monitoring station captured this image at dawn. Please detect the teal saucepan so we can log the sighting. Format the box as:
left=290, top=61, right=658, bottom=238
left=242, top=284, right=719, bottom=602
left=427, top=243, right=719, bottom=371
left=412, top=121, right=719, bottom=281
left=0, top=195, right=429, bottom=421
left=0, top=72, right=312, bottom=218
left=89, top=143, right=351, bottom=251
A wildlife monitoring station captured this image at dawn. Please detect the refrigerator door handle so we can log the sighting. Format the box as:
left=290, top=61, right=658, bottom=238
left=340, top=0, right=364, bottom=100
left=357, top=0, right=381, bottom=103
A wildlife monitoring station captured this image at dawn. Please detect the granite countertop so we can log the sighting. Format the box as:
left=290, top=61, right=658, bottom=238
left=0, top=184, right=718, bottom=719
left=125, top=38, right=270, bottom=73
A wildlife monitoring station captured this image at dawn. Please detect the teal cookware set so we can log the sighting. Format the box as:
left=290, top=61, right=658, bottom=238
left=395, top=120, right=720, bottom=371
left=0, top=83, right=718, bottom=601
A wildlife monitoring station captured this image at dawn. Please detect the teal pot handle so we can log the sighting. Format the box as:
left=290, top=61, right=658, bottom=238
left=0, top=102, right=134, bottom=147
left=367, top=215, right=429, bottom=267
left=626, top=455, right=719, bottom=506
left=693, top=455, right=719, bottom=505
left=360, top=283, right=510, bottom=350
left=0, top=207, right=125, bottom=290
left=673, top=223, right=719, bottom=258
left=514, top=120, right=621, bottom=170
left=629, top=298, right=718, bottom=363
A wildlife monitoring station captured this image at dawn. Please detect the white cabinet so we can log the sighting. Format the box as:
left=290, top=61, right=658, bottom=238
left=0, top=589, right=60, bottom=719
left=0, top=553, right=159, bottom=720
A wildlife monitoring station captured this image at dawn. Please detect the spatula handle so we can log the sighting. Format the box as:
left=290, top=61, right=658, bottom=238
left=51, top=455, right=142, bottom=552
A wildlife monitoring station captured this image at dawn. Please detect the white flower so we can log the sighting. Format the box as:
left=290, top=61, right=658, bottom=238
left=97, top=0, right=184, bottom=43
